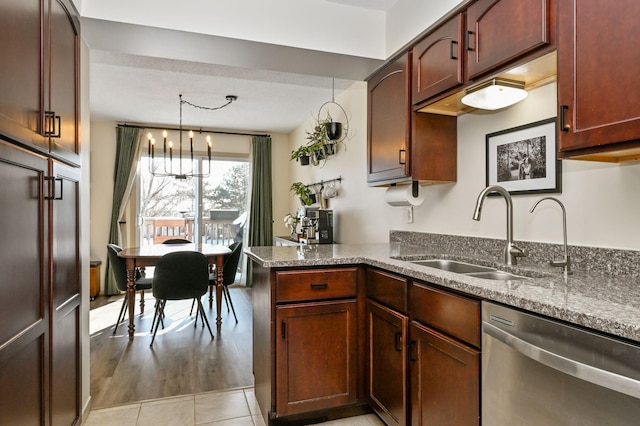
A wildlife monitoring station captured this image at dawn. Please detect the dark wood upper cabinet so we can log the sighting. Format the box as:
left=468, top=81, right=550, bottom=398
left=0, top=0, right=80, bottom=166
left=412, top=13, right=465, bottom=105
left=466, top=0, right=553, bottom=81
left=45, top=0, right=80, bottom=166
left=367, top=53, right=457, bottom=186
left=368, top=53, right=411, bottom=185
left=0, top=0, right=47, bottom=149
left=557, top=0, right=640, bottom=160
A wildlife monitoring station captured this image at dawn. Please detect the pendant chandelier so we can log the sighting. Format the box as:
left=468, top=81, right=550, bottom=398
left=147, top=94, right=237, bottom=179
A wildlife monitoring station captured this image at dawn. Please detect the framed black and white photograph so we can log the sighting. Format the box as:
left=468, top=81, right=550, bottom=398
left=486, top=117, right=561, bottom=194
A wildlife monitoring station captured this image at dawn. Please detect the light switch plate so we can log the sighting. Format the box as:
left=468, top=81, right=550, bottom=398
left=407, top=206, right=414, bottom=223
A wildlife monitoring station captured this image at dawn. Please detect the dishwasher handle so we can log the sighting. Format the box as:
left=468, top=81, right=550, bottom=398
left=483, top=321, right=640, bottom=400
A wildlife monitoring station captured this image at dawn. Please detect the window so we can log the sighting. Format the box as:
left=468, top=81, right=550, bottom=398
left=138, top=156, right=249, bottom=246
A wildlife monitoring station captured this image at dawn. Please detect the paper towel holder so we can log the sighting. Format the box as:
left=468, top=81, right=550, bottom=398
left=411, top=180, right=419, bottom=198
left=390, top=180, right=419, bottom=197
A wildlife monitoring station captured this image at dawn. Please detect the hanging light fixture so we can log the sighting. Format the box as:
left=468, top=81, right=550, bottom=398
left=461, top=78, right=528, bottom=110
left=147, top=94, right=237, bottom=179
left=317, top=78, right=349, bottom=142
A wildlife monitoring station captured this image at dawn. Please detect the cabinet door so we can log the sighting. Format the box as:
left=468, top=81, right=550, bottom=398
left=45, top=0, right=80, bottom=166
left=409, top=322, right=479, bottom=426
left=367, top=53, right=410, bottom=184
left=557, top=0, right=640, bottom=155
left=368, top=300, right=407, bottom=426
left=0, top=0, right=47, bottom=150
left=49, top=160, right=81, bottom=426
left=0, top=141, right=49, bottom=425
left=466, top=0, right=552, bottom=80
left=412, top=13, right=464, bottom=105
left=275, top=300, right=358, bottom=417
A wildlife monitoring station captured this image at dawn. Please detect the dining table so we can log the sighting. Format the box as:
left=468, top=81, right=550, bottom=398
left=117, top=243, right=232, bottom=341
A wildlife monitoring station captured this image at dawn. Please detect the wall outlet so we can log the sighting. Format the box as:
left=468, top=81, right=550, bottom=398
left=407, top=206, right=414, bottom=224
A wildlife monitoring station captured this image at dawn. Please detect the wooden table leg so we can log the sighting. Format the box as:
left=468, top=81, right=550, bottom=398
left=215, top=255, right=224, bottom=329
left=125, top=262, right=137, bottom=341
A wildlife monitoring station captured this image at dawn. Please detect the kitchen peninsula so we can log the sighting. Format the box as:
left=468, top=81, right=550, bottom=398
left=246, top=231, right=640, bottom=425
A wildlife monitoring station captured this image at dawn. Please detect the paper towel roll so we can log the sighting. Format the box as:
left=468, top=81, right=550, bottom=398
left=384, top=183, right=425, bottom=206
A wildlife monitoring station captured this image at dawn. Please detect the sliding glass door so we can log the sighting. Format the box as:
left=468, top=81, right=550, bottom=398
left=137, top=156, right=249, bottom=246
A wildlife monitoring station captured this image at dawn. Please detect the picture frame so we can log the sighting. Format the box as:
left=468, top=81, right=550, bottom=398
left=485, top=117, right=561, bottom=195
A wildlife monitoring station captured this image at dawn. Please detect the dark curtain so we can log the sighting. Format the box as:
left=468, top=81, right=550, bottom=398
left=105, top=126, right=143, bottom=294
left=246, top=135, right=273, bottom=286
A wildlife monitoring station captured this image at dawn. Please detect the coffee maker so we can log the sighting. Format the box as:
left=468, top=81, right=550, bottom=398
left=297, top=207, right=334, bottom=244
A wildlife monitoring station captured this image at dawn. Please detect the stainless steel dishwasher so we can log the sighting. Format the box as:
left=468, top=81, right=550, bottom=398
left=482, top=301, right=640, bottom=425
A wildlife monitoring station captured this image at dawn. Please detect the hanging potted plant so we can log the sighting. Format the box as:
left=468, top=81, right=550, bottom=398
left=290, top=144, right=313, bottom=165
left=290, top=182, right=316, bottom=206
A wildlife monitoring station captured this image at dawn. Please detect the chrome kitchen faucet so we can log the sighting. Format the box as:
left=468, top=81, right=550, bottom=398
left=530, top=197, right=572, bottom=275
left=473, top=185, right=529, bottom=266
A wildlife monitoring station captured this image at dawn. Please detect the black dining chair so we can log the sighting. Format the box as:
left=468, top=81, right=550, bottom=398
left=210, top=241, right=243, bottom=323
left=150, top=251, right=213, bottom=346
left=107, top=244, right=153, bottom=335
left=162, top=238, right=192, bottom=244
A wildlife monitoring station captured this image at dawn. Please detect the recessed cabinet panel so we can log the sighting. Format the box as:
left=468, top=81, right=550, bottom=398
left=466, top=0, right=551, bottom=80
left=410, top=322, right=480, bottom=425
left=51, top=161, right=80, bottom=308
left=46, top=0, right=80, bottom=165
left=0, top=337, right=45, bottom=425
left=367, top=53, right=411, bottom=184
left=368, top=299, right=407, bottom=426
left=412, top=13, right=464, bottom=105
left=558, top=0, right=640, bottom=156
left=0, top=150, right=46, bottom=347
left=0, top=0, right=46, bottom=149
left=275, top=300, right=358, bottom=416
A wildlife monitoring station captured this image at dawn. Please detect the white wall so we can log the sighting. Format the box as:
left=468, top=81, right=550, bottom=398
left=80, top=39, right=92, bottom=418
left=288, top=82, right=640, bottom=251
left=385, top=0, right=464, bottom=56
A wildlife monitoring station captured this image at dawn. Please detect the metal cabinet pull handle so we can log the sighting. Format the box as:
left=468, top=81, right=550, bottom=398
left=44, top=111, right=61, bottom=138
left=310, top=283, right=328, bottom=289
left=466, top=30, right=474, bottom=51
left=560, top=105, right=570, bottom=131
left=409, top=340, right=417, bottom=361
left=281, top=320, right=286, bottom=339
left=44, top=176, right=63, bottom=200
left=450, top=40, right=458, bottom=60
left=395, top=332, right=403, bottom=352
left=399, top=149, right=406, bottom=165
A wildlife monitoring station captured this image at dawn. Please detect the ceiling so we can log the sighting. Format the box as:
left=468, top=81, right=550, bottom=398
left=81, top=0, right=397, bottom=134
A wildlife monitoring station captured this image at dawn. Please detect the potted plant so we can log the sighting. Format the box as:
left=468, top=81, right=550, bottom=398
left=290, top=144, right=313, bottom=165
left=290, top=181, right=316, bottom=206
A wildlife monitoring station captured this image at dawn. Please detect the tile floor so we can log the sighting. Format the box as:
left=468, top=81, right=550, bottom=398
left=84, top=387, right=385, bottom=426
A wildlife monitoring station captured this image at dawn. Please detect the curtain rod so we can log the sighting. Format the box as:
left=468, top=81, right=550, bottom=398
left=117, top=123, right=270, bottom=138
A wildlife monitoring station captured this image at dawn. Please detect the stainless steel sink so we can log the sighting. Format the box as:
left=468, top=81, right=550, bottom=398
left=410, top=259, right=527, bottom=281
left=411, top=259, right=495, bottom=274
left=466, top=271, right=525, bottom=281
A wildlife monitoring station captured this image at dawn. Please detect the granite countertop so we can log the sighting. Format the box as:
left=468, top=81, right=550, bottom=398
left=245, top=242, right=640, bottom=343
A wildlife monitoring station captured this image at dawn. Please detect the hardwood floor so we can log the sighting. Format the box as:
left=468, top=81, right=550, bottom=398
left=89, top=285, right=254, bottom=409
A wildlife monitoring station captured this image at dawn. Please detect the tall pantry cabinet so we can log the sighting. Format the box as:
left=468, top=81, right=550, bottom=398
left=0, top=0, right=82, bottom=425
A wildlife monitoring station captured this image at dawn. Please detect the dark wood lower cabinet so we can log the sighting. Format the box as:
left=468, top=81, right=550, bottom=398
left=409, top=321, right=480, bottom=426
left=275, top=299, right=358, bottom=417
left=50, top=159, right=81, bottom=426
left=0, top=141, right=80, bottom=425
left=367, top=299, right=408, bottom=426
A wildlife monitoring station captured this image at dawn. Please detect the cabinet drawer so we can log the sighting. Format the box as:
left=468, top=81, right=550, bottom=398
left=366, top=268, right=407, bottom=314
left=276, top=268, right=357, bottom=302
left=410, top=282, right=480, bottom=347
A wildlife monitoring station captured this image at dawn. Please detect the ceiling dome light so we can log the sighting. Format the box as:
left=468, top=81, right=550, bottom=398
left=461, top=78, right=528, bottom=110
